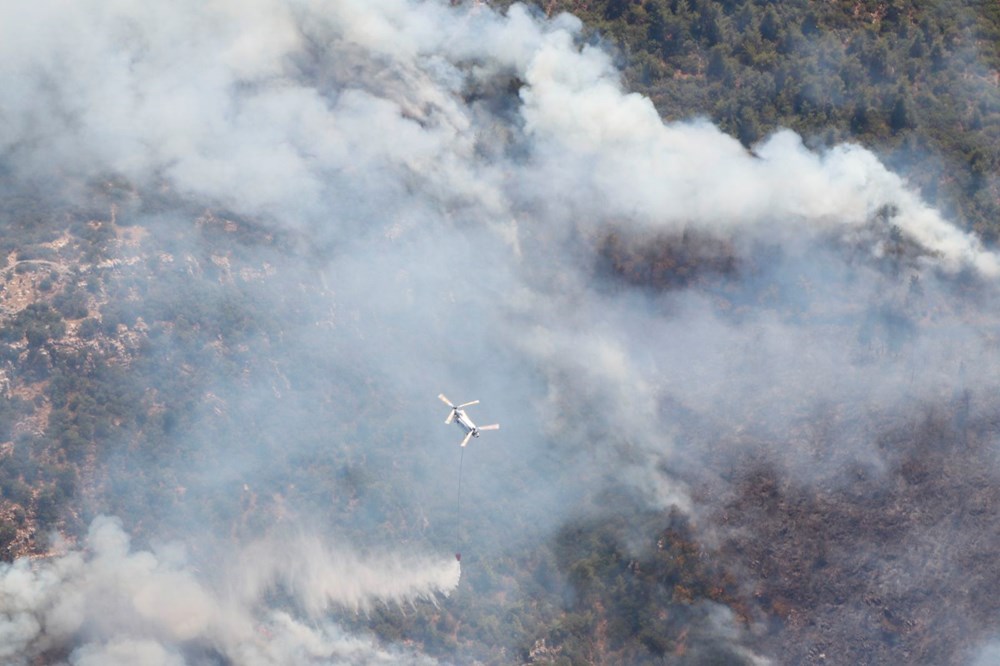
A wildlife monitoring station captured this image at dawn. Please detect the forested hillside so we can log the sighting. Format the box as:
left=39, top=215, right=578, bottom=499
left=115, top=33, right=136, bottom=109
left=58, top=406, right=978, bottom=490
left=516, top=0, right=1000, bottom=241
left=1, top=2, right=999, bottom=665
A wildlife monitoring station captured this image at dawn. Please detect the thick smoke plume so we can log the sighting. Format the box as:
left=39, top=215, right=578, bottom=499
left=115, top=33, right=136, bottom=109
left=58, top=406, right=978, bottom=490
left=2, top=0, right=996, bottom=274
left=0, top=516, right=457, bottom=665
left=1, top=0, right=999, bottom=662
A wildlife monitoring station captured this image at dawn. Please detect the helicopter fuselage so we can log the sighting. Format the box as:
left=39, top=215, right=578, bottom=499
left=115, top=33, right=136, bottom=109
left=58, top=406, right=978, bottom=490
left=452, top=409, right=480, bottom=437
left=439, top=393, right=497, bottom=447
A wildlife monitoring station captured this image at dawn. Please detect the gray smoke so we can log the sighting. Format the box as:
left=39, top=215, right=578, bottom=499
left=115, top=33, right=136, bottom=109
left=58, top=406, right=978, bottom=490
left=0, top=516, right=457, bottom=665
left=1, top=0, right=999, bottom=662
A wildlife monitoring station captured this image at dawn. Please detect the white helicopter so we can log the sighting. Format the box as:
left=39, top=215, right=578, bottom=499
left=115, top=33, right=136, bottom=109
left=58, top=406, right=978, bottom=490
left=438, top=393, right=499, bottom=447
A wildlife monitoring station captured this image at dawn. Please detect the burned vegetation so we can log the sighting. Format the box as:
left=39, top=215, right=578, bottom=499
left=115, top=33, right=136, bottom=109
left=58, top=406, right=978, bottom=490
left=597, top=228, right=739, bottom=291
left=703, top=397, right=1000, bottom=665
left=562, top=207, right=1000, bottom=665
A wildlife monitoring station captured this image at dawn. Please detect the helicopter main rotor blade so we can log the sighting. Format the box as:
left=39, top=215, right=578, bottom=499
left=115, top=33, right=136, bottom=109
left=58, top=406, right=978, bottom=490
left=438, top=394, right=455, bottom=408
left=460, top=431, right=474, bottom=447
left=445, top=410, right=456, bottom=425
left=478, top=424, right=499, bottom=431
left=456, top=400, right=479, bottom=409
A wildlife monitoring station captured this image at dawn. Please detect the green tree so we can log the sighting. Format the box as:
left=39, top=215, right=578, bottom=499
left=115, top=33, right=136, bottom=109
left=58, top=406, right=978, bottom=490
left=760, top=8, right=781, bottom=42
left=889, top=87, right=914, bottom=132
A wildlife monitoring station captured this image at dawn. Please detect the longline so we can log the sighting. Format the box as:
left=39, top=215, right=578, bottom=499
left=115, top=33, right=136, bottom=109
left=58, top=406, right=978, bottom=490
left=456, top=446, right=465, bottom=560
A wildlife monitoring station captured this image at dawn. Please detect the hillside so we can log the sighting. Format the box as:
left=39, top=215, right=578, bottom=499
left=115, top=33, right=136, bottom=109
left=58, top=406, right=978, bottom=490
left=515, top=0, right=1000, bottom=241
left=1, top=2, right=1000, bottom=665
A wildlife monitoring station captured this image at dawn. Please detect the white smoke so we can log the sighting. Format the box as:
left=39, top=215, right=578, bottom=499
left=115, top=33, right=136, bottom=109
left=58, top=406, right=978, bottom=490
left=2, top=0, right=994, bottom=551
left=1, top=0, right=999, bottom=662
left=232, top=531, right=461, bottom=616
left=968, top=639, right=1000, bottom=666
left=512, top=14, right=998, bottom=275
left=0, top=516, right=458, bottom=665
left=2, top=0, right=995, bottom=273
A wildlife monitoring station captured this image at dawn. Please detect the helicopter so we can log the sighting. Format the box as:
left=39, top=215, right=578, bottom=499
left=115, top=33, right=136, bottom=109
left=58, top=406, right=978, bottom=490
left=438, top=394, right=499, bottom=447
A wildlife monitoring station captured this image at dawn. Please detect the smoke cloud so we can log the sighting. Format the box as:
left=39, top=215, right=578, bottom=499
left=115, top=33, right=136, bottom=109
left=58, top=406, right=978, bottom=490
left=0, top=516, right=457, bottom=665
left=1, top=0, right=999, bottom=662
